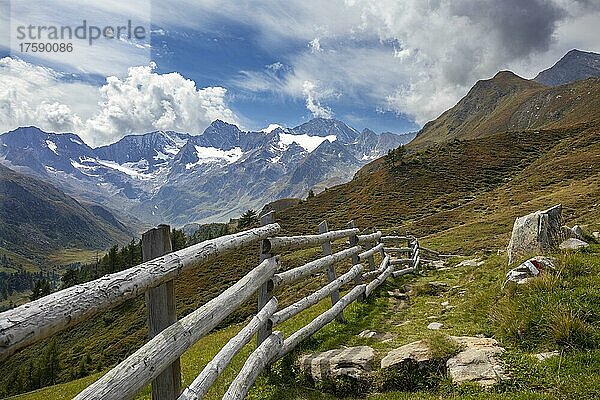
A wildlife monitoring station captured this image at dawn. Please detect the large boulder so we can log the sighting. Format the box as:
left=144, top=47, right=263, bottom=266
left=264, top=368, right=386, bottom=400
left=299, top=346, right=375, bottom=382
left=447, top=336, right=508, bottom=387
left=381, top=340, right=432, bottom=368
left=507, top=205, right=563, bottom=264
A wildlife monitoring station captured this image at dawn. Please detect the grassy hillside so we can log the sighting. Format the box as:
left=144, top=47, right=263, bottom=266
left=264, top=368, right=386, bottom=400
left=277, top=122, right=599, bottom=255
left=0, top=164, right=132, bottom=265
left=8, top=118, right=599, bottom=398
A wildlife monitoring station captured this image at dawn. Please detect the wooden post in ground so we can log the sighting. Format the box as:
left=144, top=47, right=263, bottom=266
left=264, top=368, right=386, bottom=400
left=363, top=235, right=375, bottom=271
left=257, top=212, right=276, bottom=346
left=375, top=227, right=386, bottom=260
left=348, top=220, right=365, bottom=301
left=318, top=220, right=344, bottom=322
left=142, top=224, right=181, bottom=400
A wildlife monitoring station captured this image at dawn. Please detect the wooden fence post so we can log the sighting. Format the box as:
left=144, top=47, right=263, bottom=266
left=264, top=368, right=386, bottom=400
left=257, top=212, right=275, bottom=346
left=363, top=234, right=375, bottom=271
left=375, top=227, right=386, bottom=260
left=318, top=220, right=344, bottom=322
left=348, top=220, right=365, bottom=301
left=142, top=224, right=181, bottom=400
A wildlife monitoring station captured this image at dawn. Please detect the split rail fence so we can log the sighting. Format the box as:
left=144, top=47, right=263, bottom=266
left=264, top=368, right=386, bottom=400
left=0, top=212, right=421, bottom=400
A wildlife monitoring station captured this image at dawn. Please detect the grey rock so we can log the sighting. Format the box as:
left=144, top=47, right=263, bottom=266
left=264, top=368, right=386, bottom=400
left=298, top=346, right=375, bottom=382
left=456, top=258, right=484, bottom=268
left=572, top=225, right=584, bottom=239
left=447, top=336, right=508, bottom=387
left=381, top=340, right=432, bottom=368
left=507, top=205, right=563, bottom=264
left=427, top=260, right=447, bottom=269
left=427, top=322, right=443, bottom=330
left=559, top=238, right=589, bottom=250
left=561, top=226, right=577, bottom=239
left=357, top=330, right=395, bottom=342
left=593, top=232, right=600, bottom=240
left=534, top=351, right=560, bottom=361
left=388, top=289, right=409, bottom=300
left=505, top=256, right=556, bottom=285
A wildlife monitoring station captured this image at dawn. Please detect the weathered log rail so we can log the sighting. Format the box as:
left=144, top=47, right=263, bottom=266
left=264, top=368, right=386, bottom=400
left=0, top=214, right=422, bottom=400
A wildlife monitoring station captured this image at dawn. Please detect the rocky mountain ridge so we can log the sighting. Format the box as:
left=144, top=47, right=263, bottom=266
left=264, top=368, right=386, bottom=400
left=0, top=118, right=411, bottom=226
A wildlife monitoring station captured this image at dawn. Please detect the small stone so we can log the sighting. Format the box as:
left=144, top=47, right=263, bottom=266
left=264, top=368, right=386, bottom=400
left=572, top=225, right=584, bottom=239
left=427, top=322, right=443, bottom=330
left=427, top=315, right=438, bottom=319
left=456, top=258, right=484, bottom=268
left=534, top=351, right=560, bottom=361
left=592, top=232, right=599, bottom=240
left=358, top=330, right=377, bottom=339
left=358, top=330, right=395, bottom=342
left=388, top=289, right=408, bottom=300
left=430, top=260, right=446, bottom=269
left=559, top=238, right=589, bottom=250
left=441, top=301, right=450, bottom=307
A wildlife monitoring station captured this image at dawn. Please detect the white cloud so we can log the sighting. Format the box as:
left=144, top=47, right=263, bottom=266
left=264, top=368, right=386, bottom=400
left=308, top=38, right=323, bottom=53
left=266, top=62, right=285, bottom=72
left=302, top=80, right=333, bottom=118
left=4, top=0, right=151, bottom=75
left=85, top=63, right=240, bottom=145
left=3, top=0, right=599, bottom=132
left=0, top=57, right=241, bottom=146
left=220, top=0, right=600, bottom=125
left=0, top=57, right=96, bottom=133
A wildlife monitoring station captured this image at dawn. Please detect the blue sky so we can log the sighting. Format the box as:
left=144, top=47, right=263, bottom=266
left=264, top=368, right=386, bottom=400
left=1, top=1, right=599, bottom=146
left=150, top=21, right=418, bottom=132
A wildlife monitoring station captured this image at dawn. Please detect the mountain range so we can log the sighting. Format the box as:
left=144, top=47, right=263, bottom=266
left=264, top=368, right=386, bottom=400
left=534, top=49, right=600, bottom=86
left=410, top=50, right=600, bottom=148
left=0, top=119, right=412, bottom=227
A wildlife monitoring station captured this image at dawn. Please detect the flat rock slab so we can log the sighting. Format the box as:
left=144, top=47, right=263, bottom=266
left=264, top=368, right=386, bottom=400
left=299, top=346, right=375, bottom=382
left=559, top=238, right=589, bottom=250
left=358, top=330, right=395, bottom=342
left=427, top=322, right=443, bottom=330
left=381, top=340, right=432, bottom=368
left=534, top=351, right=560, bottom=361
left=447, top=336, right=508, bottom=387
left=456, top=259, right=484, bottom=268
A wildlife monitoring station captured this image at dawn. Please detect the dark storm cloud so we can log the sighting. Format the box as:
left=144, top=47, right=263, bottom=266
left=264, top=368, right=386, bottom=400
left=451, top=0, right=567, bottom=58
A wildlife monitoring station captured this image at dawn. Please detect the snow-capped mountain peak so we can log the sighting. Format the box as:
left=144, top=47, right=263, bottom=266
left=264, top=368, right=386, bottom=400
left=0, top=119, right=414, bottom=225
left=261, top=123, right=284, bottom=133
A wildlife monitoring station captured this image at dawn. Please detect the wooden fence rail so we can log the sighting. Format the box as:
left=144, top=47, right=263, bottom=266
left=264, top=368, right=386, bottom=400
left=0, top=224, right=280, bottom=361
left=0, top=215, right=422, bottom=400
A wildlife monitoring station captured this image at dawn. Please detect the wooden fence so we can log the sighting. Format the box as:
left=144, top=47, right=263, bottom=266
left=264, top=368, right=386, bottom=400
left=0, top=212, right=421, bottom=400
